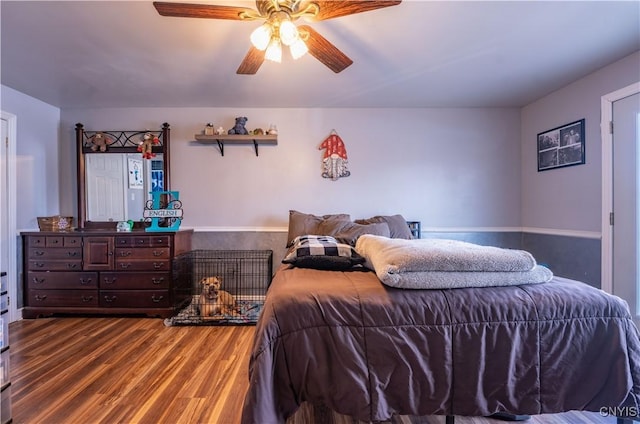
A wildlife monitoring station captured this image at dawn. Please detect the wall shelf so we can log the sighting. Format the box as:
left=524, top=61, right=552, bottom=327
left=194, top=134, right=277, bottom=156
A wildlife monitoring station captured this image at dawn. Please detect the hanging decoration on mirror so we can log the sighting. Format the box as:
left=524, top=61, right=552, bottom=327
left=319, top=130, right=350, bottom=181
left=144, top=190, right=183, bottom=232
left=138, top=132, right=160, bottom=159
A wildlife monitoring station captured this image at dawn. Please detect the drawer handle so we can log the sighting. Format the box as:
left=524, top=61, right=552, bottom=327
left=34, top=250, right=45, bottom=256
left=151, top=294, right=164, bottom=303
left=151, top=277, right=164, bottom=285
left=34, top=262, right=45, bottom=268
left=67, top=251, right=78, bottom=257
left=103, top=277, right=116, bottom=285
left=137, top=239, right=145, bottom=244
left=120, top=263, right=131, bottom=269
left=120, top=251, right=132, bottom=257
left=153, top=263, right=164, bottom=270
left=104, top=295, right=117, bottom=303
left=51, top=239, right=59, bottom=244
left=82, top=296, right=94, bottom=303
left=35, top=294, right=47, bottom=301
left=152, top=250, right=164, bottom=257
left=79, top=278, right=93, bottom=285
left=67, top=263, right=78, bottom=269
left=32, top=277, right=45, bottom=284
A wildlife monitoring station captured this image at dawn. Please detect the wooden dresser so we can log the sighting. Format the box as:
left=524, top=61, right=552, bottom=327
left=21, top=229, right=192, bottom=318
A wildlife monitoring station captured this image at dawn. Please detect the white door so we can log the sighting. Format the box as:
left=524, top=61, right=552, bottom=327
left=612, top=92, right=640, bottom=325
left=86, top=154, right=126, bottom=222
left=0, top=112, right=17, bottom=322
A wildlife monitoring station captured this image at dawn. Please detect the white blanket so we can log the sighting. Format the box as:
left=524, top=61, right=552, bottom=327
left=355, top=235, right=553, bottom=289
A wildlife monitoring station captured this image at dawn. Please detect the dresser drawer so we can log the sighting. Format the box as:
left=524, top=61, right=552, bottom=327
left=28, top=247, right=82, bottom=260
left=28, top=260, right=82, bottom=271
left=114, top=259, right=169, bottom=271
left=28, top=289, right=99, bottom=307
left=27, top=272, right=98, bottom=289
left=115, top=235, right=170, bottom=248
left=100, top=272, right=170, bottom=289
left=100, top=290, right=170, bottom=308
left=115, top=247, right=170, bottom=260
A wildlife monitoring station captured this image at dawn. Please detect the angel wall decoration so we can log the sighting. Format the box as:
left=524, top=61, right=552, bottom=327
left=319, top=131, right=350, bottom=181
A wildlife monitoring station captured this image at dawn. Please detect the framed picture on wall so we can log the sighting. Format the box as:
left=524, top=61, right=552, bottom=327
left=537, top=119, right=585, bottom=172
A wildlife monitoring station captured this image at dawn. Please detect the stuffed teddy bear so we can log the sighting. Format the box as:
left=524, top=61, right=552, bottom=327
left=89, top=132, right=110, bottom=152
left=138, top=132, right=159, bottom=159
left=227, top=116, right=249, bottom=135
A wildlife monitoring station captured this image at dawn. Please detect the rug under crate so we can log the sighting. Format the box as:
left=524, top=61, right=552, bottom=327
left=164, top=295, right=264, bottom=326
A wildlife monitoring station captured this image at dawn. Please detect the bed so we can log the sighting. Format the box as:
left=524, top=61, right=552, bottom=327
left=241, top=212, right=640, bottom=423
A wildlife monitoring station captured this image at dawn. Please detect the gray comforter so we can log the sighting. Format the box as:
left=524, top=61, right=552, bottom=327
left=241, top=266, right=640, bottom=424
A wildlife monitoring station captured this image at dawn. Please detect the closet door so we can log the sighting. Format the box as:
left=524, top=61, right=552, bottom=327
left=612, top=92, right=640, bottom=325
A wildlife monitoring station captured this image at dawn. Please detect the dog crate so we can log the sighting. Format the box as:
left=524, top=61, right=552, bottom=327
left=167, top=249, right=273, bottom=326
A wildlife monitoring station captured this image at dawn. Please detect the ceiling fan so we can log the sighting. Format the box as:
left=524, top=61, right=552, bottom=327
left=153, top=0, right=402, bottom=74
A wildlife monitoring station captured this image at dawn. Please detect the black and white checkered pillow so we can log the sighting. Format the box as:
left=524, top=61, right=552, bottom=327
left=282, top=235, right=365, bottom=270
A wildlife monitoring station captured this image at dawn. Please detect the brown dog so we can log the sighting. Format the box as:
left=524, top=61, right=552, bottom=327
left=198, top=277, right=239, bottom=317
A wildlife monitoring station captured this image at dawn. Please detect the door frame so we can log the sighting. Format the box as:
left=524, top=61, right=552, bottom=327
left=601, top=81, right=640, bottom=294
left=0, top=111, right=18, bottom=321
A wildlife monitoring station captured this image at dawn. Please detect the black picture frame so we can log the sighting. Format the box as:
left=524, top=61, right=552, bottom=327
left=537, top=119, right=585, bottom=172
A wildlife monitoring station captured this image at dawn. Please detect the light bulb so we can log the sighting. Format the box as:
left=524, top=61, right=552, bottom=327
left=250, top=23, right=272, bottom=51
left=279, top=20, right=298, bottom=46
left=265, top=38, right=282, bottom=63
left=289, top=38, right=308, bottom=60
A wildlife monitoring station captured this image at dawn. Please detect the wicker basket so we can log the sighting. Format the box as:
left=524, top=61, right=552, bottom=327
left=37, top=216, right=74, bottom=232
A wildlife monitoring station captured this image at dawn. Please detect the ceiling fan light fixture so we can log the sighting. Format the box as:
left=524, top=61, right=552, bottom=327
left=279, top=19, right=298, bottom=46
left=289, top=38, right=308, bottom=60
left=250, top=23, right=272, bottom=51
left=265, top=37, right=282, bottom=63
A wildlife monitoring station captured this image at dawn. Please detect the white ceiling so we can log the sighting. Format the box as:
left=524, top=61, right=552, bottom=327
left=2, top=1, right=639, bottom=109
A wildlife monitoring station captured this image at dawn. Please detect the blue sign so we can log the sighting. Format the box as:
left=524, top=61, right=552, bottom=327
left=144, top=190, right=183, bottom=232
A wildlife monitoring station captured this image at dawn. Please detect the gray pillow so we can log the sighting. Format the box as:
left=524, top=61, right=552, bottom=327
left=286, top=210, right=350, bottom=247
left=332, top=221, right=391, bottom=245
left=355, top=214, right=414, bottom=239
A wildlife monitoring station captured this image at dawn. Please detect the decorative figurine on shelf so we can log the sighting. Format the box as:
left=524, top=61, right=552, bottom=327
left=253, top=128, right=264, bottom=135
left=267, top=124, right=278, bottom=135
left=319, top=130, right=350, bottom=181
left=215, top=126, right=225, bottom=135
left=89, top=132, right=110, bottom=152
left=204, top=123, right=215, bottom=136
left=138, top=132, right=160, bottom=159
left=227, top=116, right=249, bottom=135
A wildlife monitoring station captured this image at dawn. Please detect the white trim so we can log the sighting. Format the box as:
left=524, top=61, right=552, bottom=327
left=601, top=82, right=640, bottom=294
left=1, top=111, right=18, bottom=322
left=421, top=226, right=522, bottom=233
left=193, top=226, right=289, bottom=232
left=520, top=227, right=600, bottom=239
left=189, top=225, right=598, bottom=239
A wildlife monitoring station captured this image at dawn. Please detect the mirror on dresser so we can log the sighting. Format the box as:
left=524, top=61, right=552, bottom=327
left=75, top=123, right=171, bottom=229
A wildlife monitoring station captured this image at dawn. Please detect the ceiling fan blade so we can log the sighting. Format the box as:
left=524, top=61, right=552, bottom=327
left=311, top=0, right=401, bottom=21
left=298, top=25, right=353, bottom=73
left=153, top=2, right=250, bottom=20
left=236, top=46, right=266, bottom=75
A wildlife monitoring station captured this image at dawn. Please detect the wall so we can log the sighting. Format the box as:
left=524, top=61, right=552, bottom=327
left=521, top=51, right=640, bottom=233
left=520, top=50, right=640, bottom=287
left=61, top=107, right=522, bottom=231
left=0, top=85, right=61, bottom=230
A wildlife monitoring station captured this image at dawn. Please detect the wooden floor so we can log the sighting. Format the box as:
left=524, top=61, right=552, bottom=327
left=8, top=317, right=618, bottom=424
